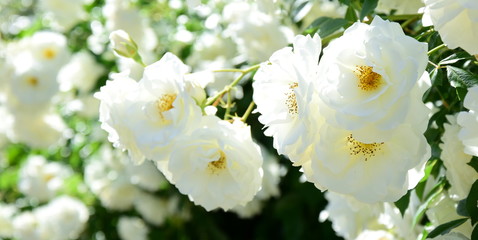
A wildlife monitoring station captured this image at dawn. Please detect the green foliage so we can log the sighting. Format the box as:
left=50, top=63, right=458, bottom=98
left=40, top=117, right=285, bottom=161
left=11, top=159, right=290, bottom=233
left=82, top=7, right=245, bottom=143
left=467, top=180, right=478, bottom=226
left=303, top=17, right=349, bottom=38
left=427, top=218, right=469, bottom=238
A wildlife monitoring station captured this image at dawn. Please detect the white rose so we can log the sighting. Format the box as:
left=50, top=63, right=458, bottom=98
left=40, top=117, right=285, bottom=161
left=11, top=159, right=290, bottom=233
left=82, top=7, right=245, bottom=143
left=18, top=155, right=72, bottom=202
left=427, top=193, right=473, bottom=238
left=29, top=31, right=70, bottom=70
left=304, top=121, right=429, bottom=203
left=253, top=34, right=322, bottom=163
left=223, top=1, right=294, bottom=63
left=117, top=217, right=149, bottom=240
left=84, top=147, right=139, bottom=210
left=12, top=212, right=42, bottom=240
left=355, top=230, right=395, bottom=240
left=457, top=86, right=478, bottom=156
left=133, top=192, right=169, bottom=226
left=39, top=0, right=86, bottom=31
left=58, top=50, right=105, bottom=93
left=440, top=115, right=477, bottom=200
left=168, top=117, right=263, bottom=211
left=35, top=196, right=89, bottom=240
left=423, top=0, right=478, bottom=55
left=0, top=203, right=17, bottom=238
left=316, top=16, right=428, bottom=134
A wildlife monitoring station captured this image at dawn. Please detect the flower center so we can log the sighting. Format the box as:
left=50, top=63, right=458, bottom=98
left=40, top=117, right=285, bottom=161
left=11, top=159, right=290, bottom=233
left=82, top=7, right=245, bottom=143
left=207, top=151, right=227, bottom=175
left=355, top=66, right=382, bottom=92
left=156, top=93, right=177, bottom=120
left=285, top=82, right=299, bottom=115
left=43, top=48, right=57, bottom=59
left=346, top=134, right=384, bottom=161
left=27, top=76, right=39, bottom=87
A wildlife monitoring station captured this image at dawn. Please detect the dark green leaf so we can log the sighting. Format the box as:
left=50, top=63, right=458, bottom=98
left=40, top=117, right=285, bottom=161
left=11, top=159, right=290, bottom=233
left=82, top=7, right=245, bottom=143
left=466, top=180, right=478, bottom=225
left=446, top=66, right=478, bottom=88
left=303, top=17, right=348, bottom=37
left=456, top=199, right=469, bottom=217
left=427, top=218, right=469, bottom=238
left=472, top=223, right=478, bottom=240
left=359, top=0, right=378, bottom=21
left=345, top=6, right=358, bottom=22
left=394, top=190, right=411, bottom=217
left=291, top=1, right=310, bottom=22
left=439, top=52, right=473, bottom=66
left=468, top=156, right=478, bottom=173
left=456, top=87, right=468, bottom=101
left=430, top=68, right=444, bottom=87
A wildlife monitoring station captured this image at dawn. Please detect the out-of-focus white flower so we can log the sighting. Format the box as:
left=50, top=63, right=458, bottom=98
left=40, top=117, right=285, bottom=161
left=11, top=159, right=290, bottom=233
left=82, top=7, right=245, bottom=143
left=84, top=147, right=139, bottom=210
left=58, top=51, right=105, bottom=93
left=6, top=111, right=67, bottom=148
left=429, top=232, right=470, bottom=240
left=458, top=86, right=478, bottom=156
left=296, top=0, right=347, bottom=26
left=423, top=0, right=478, bottom=55
left=253, top=34, right=322, bottom=162
left=168, top=117, right=263, bottom=211
left=34, top=196, right=89, bottom=240
left=319, top=192, right=384, bottom=239
left=223, top=1, right=294, bottom=63
left=133, top=192, right=169, bottom=226
left=28, top=31, right=70, bottom=70
left=125, top=160, right=166, bottom=192
left=38, top=0, right=86, bottom=31
left=304, top=122, right=429, bottom=203
left=18, top=155, right=72, bottom=202
left=440, top=115, right=477, bottom=200
left=376, top=0, right=424, bottom=14
left=117, top=217, right=149, bottom=240
left=0, top=203, right=17, bottom=238
left=12, top=211, right=42, bottom=240
left=355, top=230, right=395, bottom=240
left=427, top=193, right=473, bottom=238
left=316, top=16, right=428, bottom=133
left=231, top=147, right=282, bottom=218
left=7, top=56, right=58, bottom=108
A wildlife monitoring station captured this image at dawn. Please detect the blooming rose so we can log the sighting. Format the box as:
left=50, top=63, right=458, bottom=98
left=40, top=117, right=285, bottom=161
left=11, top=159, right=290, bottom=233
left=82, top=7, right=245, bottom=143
left=316, top=16, right=428, bottom=133
left=423, top=0, right=478, bottom=55
left=168, top=117, right=263, bottom=211
left=253, top=34, right=322, bottom=163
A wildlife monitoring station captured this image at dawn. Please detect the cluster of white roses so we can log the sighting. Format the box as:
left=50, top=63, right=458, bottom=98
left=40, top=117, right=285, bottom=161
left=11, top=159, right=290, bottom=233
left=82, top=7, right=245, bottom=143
left=96, top=51, right=265, bottom=211
left=254, top=16, right=430, bottom=203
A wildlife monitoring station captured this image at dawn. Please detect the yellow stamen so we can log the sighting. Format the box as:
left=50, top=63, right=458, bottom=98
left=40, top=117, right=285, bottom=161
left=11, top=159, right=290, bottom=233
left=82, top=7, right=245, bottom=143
left=156, top=94, right=176, bottom=120
left=355, top=66, right=382, bottom=92
left=27, top=77, right=39, bottom=86
left=285, top=82, right=299, bottom=115
left=207, top=151, right=227, bottom=175
left=346, top=134, right=384, bottom=161
left=43, top=48, right=56, bottom=59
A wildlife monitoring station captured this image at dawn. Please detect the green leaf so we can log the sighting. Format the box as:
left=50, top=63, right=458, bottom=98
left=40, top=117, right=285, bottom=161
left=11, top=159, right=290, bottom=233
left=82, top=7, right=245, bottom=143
left=456, top=87, right=468, bottom=101
left=439, top=52, right=473, bottom=66
left=413, top=179, right=445, bottom=228
left=456, top=199, right=469, bottom=217
left=446, top=66, right=478, bottom=88
left=345, top=6, right=358, bottom=22
left=466, top=180, right=478, bottom=226
left=468, top=156, right=478, bottom=173
left=303, top=17, right=348, bottom=37
left=472, top=223, right=478, bottom=240
left=291, top=1, right=310, bottom=22
left=427, top=218, right=469, bottom=238
left=394, top=190, right=411, bottom=217
left=359, top=0, right=378, bottom=21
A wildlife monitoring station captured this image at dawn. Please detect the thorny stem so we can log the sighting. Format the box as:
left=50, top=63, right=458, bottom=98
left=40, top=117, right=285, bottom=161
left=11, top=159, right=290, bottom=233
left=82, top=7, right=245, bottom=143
left=241, top=101, right=255, bottom=122
left=206, top=64, right=260, bottom=106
